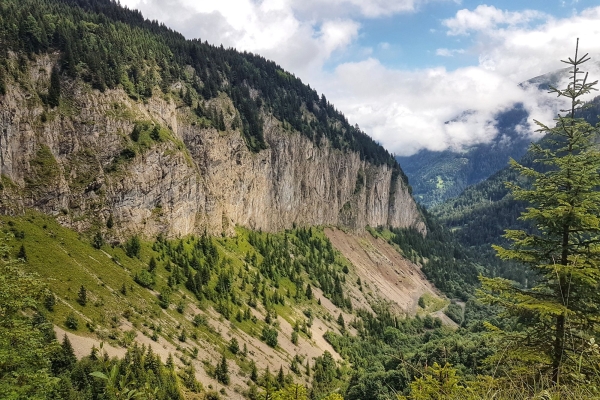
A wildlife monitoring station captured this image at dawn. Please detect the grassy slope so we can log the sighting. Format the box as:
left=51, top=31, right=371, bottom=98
left=1, top=211, right=360, bottom=390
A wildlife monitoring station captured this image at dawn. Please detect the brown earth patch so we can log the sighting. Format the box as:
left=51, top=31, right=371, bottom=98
left=325, top=227, right=442, bottom=314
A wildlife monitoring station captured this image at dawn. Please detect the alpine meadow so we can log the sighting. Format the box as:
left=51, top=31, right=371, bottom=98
left=2, top=1, right=600, bottom=399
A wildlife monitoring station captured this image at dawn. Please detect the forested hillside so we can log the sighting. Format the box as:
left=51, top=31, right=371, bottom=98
left=432, top=95, right=600, bottom=284
left=2, top=0, right=600, bottom=399
left=0, top=0, right=402, bottom=170
left=0, top=0, right=423, bottom=237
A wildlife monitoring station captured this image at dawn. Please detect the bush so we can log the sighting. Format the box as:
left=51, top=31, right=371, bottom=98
left=134, top=270, right=155, bottom=288
left=262, top=326, right=278, bottom=347
left=124, top=236, right=141, bottom=258
left=444, top=303, right=464, bottom=325
left=65, top=313, right=79, bottom=330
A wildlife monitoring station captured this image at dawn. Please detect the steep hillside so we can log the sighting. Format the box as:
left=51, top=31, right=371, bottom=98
left=0, top=211, right=446, bottom=397
left=0, top=0, right=424, bottom=238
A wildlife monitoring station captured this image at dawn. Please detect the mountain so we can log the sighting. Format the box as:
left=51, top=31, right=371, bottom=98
left=395, top=63, right=600, bottom=209
left=431, top=94, right=600, bottom=283
left=0, top=1, right=464, bottom=399
left=396, top=104, right=531, bottom=208
left=0, top=0, right=424, bottom=238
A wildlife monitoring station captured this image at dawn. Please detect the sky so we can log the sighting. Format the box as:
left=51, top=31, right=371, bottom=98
left=118, top=0, right=600, bottom=156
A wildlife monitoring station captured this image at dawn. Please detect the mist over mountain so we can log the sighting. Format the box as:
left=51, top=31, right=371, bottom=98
left=396, top=104, right=531, bottom=207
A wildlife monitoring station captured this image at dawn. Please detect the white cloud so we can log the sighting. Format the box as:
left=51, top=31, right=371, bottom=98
left=119, top=0, right=364, bottom=80
left=443, top=5, right=547, bottom=36
left=316, top=59, right=561, bottom=155
left=119, top=1, right=600, bottom=157
left=435, top=48, right=465, bottom=57
left=289, top=0, right=420, bottom=19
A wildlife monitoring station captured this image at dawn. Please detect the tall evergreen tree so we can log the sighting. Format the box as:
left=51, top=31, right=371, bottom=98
left=480, top=40, right=600, bottom=385
left=48, top=66, right=60, bottom=108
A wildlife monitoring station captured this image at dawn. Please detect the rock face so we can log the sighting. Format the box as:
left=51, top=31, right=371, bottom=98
left=0, top=56, right=425, bottom=237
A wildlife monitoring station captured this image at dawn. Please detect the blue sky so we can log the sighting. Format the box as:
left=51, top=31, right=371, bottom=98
left=120, top=0, right=600, bottom=155
left=344, top=0, right=599, bottom=71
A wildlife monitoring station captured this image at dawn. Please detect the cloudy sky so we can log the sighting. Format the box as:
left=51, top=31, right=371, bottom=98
left=119, top=0, right=600, bottom=156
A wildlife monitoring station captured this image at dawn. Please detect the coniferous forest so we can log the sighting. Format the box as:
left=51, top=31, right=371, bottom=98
left=2, top=1, right=600, bottom=399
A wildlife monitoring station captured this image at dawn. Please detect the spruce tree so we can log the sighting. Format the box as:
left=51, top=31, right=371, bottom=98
left=17, top=244, right=27, bottom=261
left=48, top=66, right=60, bottom=108
left=77, top=285, right=87, bottom=306
left=216, top=354, right=230, bottom=385
left=480, top=40, right=600, bottom=385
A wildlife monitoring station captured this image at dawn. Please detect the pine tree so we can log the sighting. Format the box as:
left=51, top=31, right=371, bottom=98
left=77, top=285, right=87, bottom=306
left=48, top=66, right=60, bottom=108
left=481, top=40, right=600, bottom=385
left=250, top=360, right=258, bottom=382
left=215, top=354, right=230, bottom=385
left=17, top=244, right=27, bottom=261
left=52, top=334, right=77, bottom=374
left=92, top=231, right=104, bottom=249
left=277, top=366, right=285, bottom=389
left=148, top=257, right=157, bottom=273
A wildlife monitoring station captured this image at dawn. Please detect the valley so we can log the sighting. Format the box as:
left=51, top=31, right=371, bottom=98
left=1, top=1, right=600, bottom=399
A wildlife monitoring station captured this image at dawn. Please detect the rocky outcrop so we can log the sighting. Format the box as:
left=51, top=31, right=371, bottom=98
left=0, top=56, right=425, bottom=237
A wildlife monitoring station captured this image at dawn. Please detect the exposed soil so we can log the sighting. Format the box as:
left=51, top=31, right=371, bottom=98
left=325, top=227, right=442, bottom=314
left=56, top=226, right=445, bottom=396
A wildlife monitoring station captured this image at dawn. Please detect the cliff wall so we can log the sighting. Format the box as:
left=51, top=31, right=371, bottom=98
left=0, top=55, right=425, bottom=237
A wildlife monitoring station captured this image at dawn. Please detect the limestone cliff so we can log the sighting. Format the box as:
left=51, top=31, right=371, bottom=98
left=0, top=55, right=425, bottom=237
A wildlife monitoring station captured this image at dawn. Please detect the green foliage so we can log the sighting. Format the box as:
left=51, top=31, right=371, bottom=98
left=87, top=343, right=184, bottom=399
left=444, top=303, right=463, bottom=325
left=229, top=337, right=239, bottom=355
left=481, top=41, right=600, bottom=385
left=124, top=236, right=141, bottom=258
left=262, top=326, right=278, bottom=347
left=51, top=335, right=77, bottom=376
left=0, top=239, right=59, bottom=399
left=64, top=312, right=78, bottom=330
left=215, top=354, right=230, bottom=385
left=44, top=292, right=56, bottom=311
left=48, top=66, right=60, bottom=108
left=77, top=285, right=87, bottom=306
left=16, top=244, right=27, bottom=261
left=406, top=362, right=467, bottom=400
left=26, top=146, right=59, bottom=194
left=134, top=269, right=154, bottom=288
left=379, top=214, right=481, bottom=299
left=92, top=231, right=104, bottom=249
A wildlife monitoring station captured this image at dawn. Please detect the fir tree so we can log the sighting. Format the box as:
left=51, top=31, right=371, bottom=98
left=229, top=337, right=239, bottom=355
left=48, top=66, right=60, bottom=108
left=481, top=40, right=600, bottom=385
left=77, top=285, right=87, bottom=306
left=277, top=366, right=285, bottom=389
left=148, top=257, right=157, bottom=273
left=250, top=360, right=258, bottom=382
left=92, top=231, right=104, bottom=249
left=17, top=244, right=27, bottom=261
left=44, top=292, right=56, bottom=311
left=52, top=334, right=77, bottom=375
left=215, top=354, right=230, bottom=385
left=106, top=214, right=114, bottom=229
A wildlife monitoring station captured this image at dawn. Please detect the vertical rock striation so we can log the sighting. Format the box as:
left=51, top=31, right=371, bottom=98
left=0, top=57, right=425, bottom=237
